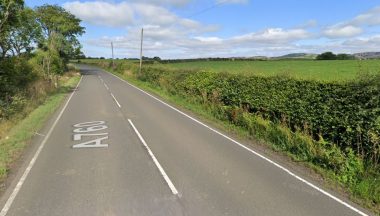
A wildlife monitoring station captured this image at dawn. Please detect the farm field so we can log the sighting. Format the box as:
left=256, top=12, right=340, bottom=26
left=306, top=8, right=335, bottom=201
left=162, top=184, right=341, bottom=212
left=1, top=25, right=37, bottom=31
left=164, top=59, right=380, bottom=82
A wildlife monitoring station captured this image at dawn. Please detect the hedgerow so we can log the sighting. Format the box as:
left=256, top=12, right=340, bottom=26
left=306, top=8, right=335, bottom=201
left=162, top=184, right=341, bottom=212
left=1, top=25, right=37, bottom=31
left=87, top=60, right=380, bottom=209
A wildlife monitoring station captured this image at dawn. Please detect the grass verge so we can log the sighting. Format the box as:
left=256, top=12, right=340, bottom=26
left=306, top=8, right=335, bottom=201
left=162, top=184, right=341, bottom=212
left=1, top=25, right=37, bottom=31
left=0, top=73, right=80, bottom=181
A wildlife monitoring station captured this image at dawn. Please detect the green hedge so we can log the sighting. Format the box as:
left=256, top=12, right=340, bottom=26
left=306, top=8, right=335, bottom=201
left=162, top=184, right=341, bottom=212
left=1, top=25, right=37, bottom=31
left=136, top=65, right=380, bottom=166
left=85, top=59, right=380, bottom=209
left=0, top=57, right=37, bottom=120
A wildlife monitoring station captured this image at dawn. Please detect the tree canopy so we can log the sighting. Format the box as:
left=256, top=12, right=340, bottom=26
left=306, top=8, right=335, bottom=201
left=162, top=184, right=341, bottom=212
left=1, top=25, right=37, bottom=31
left=0, top=1, right=85, bottom=105
left=35, top=4, right=85, bottom=61
left=316, top=52, right=355, bottom=60
left=0, top=0, right=24, bottom=34
left=316, top=52, right=337, bottom=60
left=35, top=5, right=84, bottom=39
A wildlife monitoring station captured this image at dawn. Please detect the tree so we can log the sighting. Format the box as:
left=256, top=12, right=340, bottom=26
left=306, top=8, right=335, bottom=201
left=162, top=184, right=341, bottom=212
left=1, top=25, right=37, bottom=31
left=35, top=5, right=85, bottom=61
left=72, top=46, right=85, bottom=59
left=0, top=0, right=24, bottom=58
left=316, top=52, right=337, bottom=60
left=33, top=5, right=85, bottom=86
left=0, top=0, right=24, bottom=34
left=336, top=53, right=355, bottom=60
left=30, top=32, right=65, bottom=87
left=153, top=56, right=161, bottom=61
left=8, top=8, right=42, bottom=56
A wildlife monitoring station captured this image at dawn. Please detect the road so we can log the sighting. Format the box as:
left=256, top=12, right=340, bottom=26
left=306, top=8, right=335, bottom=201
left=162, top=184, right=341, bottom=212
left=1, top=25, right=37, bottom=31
left=0, top=64, right=372, bottom=216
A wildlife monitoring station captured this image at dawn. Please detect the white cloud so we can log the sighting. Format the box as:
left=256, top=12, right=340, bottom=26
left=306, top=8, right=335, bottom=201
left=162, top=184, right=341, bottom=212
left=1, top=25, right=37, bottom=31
left=321, top=6, right=380, bottom=39
left=231, top=28, right=310, bottom=44
left=86, top=26, right=313, bottom=59
left=194, top=36, right=223, bottom=43
left=343, top=35, right=380, bottom=48
left=323, top=25, right=363, bottom=38
left=63, top=0, right=218, bottom=32
left=63, top=1, right=134, bottom=27
left=132, top=3, right=177, bottom=26
left=72, top=1, right=380, bottom=58
left=351, top=6, right=380, bottom=26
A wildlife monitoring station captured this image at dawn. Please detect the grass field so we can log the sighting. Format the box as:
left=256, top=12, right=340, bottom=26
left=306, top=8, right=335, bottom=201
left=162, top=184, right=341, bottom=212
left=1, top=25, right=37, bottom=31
left=164, top=60, right=380, bottom=82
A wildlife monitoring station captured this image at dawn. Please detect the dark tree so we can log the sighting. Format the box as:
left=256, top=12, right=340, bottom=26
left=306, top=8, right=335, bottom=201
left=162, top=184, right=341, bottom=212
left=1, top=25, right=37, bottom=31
left=336, top=53, right=355, bottom=60
left=316, top=52, right=337, bottom=60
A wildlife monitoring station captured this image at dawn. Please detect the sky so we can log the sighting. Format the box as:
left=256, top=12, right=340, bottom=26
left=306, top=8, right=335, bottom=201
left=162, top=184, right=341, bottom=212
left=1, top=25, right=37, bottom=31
left=25, top=0, right=380, bottom=59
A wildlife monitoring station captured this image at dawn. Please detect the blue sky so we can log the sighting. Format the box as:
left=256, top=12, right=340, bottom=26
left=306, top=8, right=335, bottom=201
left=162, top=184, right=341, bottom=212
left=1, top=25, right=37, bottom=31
left=26, top=0, right=380, bottom=59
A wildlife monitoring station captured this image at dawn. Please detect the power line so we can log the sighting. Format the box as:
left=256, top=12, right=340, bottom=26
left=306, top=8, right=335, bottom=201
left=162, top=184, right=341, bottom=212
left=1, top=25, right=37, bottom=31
left=185, top=0, right=230, bottom=19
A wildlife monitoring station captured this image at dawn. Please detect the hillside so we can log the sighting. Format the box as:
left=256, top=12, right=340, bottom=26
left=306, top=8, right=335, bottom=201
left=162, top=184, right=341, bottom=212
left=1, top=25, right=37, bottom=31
left=273, top=53, right=318, bottom=60
left=354, top=52, right=380, bottom=59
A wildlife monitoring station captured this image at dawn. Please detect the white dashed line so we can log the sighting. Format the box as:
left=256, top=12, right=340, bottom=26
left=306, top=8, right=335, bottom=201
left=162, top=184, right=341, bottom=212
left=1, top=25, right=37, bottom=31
left=110, top=93, right=121, bottom=108
left=128, top=119, right=178, bottom=195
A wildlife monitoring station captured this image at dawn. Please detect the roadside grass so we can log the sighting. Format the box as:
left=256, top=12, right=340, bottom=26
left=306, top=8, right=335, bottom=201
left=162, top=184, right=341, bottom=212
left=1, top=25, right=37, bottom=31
left=96, top=64, right=379, bottom=214
left=0, top=73, right=80, bottom=180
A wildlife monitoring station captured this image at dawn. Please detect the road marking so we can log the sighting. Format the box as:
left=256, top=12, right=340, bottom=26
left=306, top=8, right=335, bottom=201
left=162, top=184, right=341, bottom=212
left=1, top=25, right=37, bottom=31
left=98, top=75, right=120, bottom=109
left=104, top=83, right=110, bottom=91
left=107, top=71, right=368, bottom=216
left=98, top=76, right=110, bottom=91
left=72, top=136, right=109, bottom=148
left=73, top=133, right=108, bottom=141
left=34, top=132, right=45, bottom=137
left=128, top=119, right=179, bottom=195
left=110, top=93, right=121, bottom=108
left=0, top=76, right=83, bottom=216
left=98, top=74, right=120, bottom=109
left=72, top=121, right=109, bottom=148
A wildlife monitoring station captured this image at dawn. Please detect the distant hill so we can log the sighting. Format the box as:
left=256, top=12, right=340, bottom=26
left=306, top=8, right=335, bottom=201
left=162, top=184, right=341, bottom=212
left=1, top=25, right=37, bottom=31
left=354, top=52, right=380, bottom=59
left=247, top=56, right=269, bottom=60
left=272, top=53, right=317, bottom=60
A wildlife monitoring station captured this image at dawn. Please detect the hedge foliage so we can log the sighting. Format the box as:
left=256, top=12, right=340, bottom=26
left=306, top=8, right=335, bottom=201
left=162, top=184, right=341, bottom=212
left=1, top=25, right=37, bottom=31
left=118, top=63, right=380, bottom=167
left=86, top=60, right=380, bottom=209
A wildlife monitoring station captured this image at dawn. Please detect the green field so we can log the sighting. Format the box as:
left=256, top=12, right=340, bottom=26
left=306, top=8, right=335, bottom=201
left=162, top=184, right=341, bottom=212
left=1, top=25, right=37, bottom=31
left=164, top=60, right=380, bottom=82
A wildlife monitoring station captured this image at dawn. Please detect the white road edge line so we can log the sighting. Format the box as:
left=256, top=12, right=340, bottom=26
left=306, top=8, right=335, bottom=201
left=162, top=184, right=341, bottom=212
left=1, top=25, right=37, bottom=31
left=107, top=71, right=368, bottom=216
left=128, top=119, right=179, bottom=195
left=0, top=76, right=83, bottom=216
left=110, top=93, right=121, bottom=108
left=104, top=83, right=110, bottom=91
left=98, top=75, right=104, bottom=83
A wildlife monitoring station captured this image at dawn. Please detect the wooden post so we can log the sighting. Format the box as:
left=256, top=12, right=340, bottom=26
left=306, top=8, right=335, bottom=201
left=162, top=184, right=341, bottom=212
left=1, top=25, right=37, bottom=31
left=111, top=42, right=114, bottom=67
left=139, top=28, right=144, bottom=74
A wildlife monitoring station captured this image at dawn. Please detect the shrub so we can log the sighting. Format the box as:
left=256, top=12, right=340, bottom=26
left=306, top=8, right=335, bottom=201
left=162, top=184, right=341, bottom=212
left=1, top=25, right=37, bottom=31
left=133, top=65, right=380, bottom=167
left=91, top=59, right=380, bottom=210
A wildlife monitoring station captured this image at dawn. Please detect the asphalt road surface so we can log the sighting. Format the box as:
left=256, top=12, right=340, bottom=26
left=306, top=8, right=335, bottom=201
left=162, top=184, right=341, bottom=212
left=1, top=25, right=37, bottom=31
left=0, top=64, right=372, bottom=216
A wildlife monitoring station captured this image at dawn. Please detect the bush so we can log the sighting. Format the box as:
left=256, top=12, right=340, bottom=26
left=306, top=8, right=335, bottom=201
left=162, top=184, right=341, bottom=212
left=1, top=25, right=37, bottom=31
left=94, top=61, right=380, bottom=168
left=0, top=57, right=37, bottom=120
left=130, top=65, right=380, bottom=167
left=91, top=59, right=380, bottom=210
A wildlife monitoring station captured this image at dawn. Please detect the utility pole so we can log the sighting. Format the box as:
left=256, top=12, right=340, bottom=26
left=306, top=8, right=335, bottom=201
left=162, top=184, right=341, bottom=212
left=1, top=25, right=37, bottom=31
left=111, top=42, right=114, bottom=67
left=139, top=28, right=144, bottom=74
